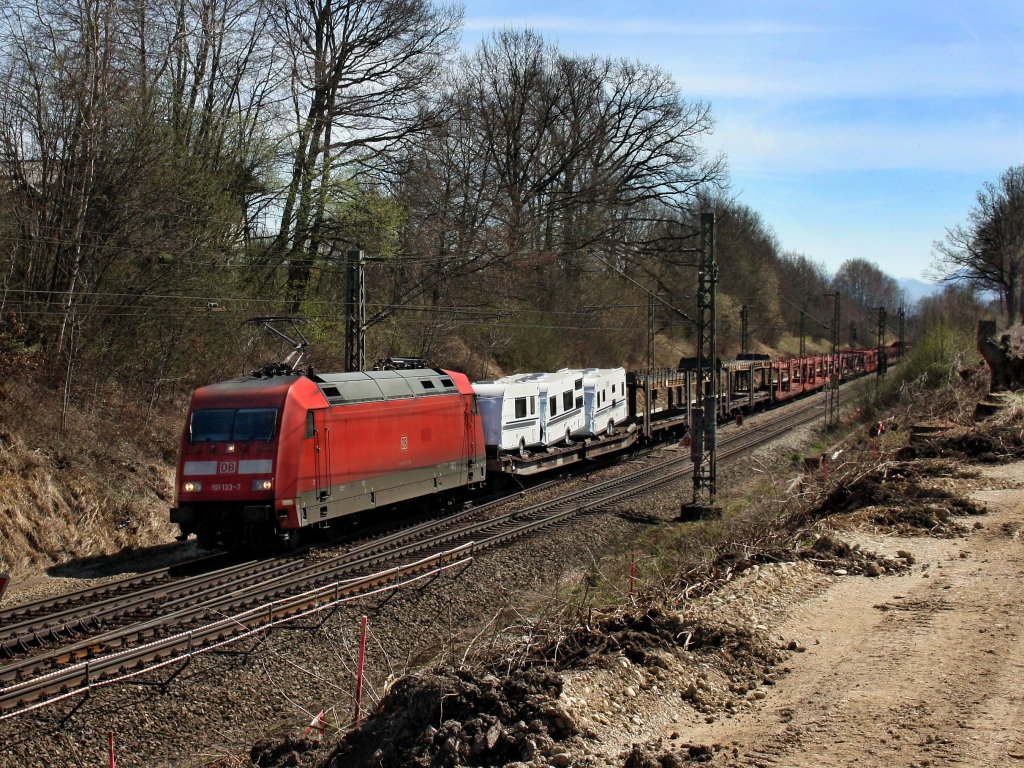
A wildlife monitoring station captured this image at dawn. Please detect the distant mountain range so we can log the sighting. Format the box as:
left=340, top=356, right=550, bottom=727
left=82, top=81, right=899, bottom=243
left=897, top=277, right=940, bottom=304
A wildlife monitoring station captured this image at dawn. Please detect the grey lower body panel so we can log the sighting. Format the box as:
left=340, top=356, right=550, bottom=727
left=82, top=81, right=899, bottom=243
left=296, top=460, right=485, bottom=525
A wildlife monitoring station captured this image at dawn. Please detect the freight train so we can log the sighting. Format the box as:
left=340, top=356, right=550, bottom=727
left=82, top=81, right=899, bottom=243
left=170, top=345, right=901, bottom=548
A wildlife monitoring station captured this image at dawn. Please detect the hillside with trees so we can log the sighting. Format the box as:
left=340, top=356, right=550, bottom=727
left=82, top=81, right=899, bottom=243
left=0, top=0, right=930, bottom=397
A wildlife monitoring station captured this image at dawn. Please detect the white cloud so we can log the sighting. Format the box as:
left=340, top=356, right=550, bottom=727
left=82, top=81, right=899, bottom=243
left=711, top=114, right=1023, bottom=175
left=463, top=11, right=1024, bottom=101
left=462, top=15, right=825, bottom=37
left=666, top=40, right=1024, bottom=101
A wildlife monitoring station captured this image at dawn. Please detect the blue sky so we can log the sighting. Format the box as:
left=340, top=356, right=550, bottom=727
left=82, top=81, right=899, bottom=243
left=460, top=1, right=1023, bottom=282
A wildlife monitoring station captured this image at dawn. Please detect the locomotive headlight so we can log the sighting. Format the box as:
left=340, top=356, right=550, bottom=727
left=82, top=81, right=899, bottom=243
left=225, top=444, right=236, bottom=453
left=184, top=481, right=202, bottom=493
left=253, top=479, right=273, bottom=492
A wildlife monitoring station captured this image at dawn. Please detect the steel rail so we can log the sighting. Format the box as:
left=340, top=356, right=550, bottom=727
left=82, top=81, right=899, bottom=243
left=0, top=547, right=477, bottom=719
left=0, top=551, right=230, bottom=626
left=0, top=557, right=307, bottom=657
left=1, top=464, right=687, bottom=718
left=0, top=489, right=550, bottom=682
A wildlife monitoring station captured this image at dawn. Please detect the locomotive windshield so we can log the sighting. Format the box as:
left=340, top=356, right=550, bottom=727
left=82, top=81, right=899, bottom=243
left=190, top=408, right=278, bottom=442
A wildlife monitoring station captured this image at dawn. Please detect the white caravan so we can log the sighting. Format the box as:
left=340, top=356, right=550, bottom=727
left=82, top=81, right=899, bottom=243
left=473, top=370, right=586, bottom=453
left=472, top=377, right=541, bottom=454
left=533, top=370, right=586, bottom=445
left=576, top=367, right=629, bottom=436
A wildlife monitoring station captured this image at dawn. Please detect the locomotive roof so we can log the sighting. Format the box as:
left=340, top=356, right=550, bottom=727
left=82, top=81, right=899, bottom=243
left=197, top=375, right=304, bottom=400
left=312, top=368, right=462, bottom=405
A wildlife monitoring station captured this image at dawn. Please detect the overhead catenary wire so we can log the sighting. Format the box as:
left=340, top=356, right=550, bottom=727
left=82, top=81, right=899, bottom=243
left=3, top=287, right=903, bottom=343
left=0, top=300, right=658, bottom=333
left=0, top=289, right=656, bottom=316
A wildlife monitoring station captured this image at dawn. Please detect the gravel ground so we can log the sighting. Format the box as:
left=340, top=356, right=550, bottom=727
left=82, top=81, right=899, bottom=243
left=0, top=404, right=830, bottom=768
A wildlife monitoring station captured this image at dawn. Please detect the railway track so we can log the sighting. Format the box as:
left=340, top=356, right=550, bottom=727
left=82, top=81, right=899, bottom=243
left=0, top=477, right=570, bottom=663
left=0, top=560, right=297, bottom=661
left=0, top=393, right=829, bottom=718
left=0, top=551, right=232, bottom=629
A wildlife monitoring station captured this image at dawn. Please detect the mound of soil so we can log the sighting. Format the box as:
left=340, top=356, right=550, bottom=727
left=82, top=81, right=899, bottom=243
left=795, top=534, right=912, bottom=575
left=897, top=426, right=1024, bottom=463
left=885, top=459, right=980, bottom=480
left=868, top=503, right=969, bottom=537
left=622, top=741, right=717, bottom=766
left=790, top=462, right=986, bottom=541
left=248, top=609, right=795, bottom=768
left=818, top=473, right=982, bottom=518
left=251, top=667, right=576, bottom=768
left=530, top=609, right=785, bottom=678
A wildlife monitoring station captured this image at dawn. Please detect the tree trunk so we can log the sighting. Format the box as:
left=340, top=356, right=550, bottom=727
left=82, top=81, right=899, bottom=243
left=977, top=320, right=1024, bottom=392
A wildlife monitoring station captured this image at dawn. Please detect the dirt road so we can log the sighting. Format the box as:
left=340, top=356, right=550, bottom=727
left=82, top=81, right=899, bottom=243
left=570, top=461, right=1024, bottom=767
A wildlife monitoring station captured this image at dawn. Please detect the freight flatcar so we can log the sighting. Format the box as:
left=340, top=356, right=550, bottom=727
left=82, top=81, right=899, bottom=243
left=692, top=344, right=900, bottom=418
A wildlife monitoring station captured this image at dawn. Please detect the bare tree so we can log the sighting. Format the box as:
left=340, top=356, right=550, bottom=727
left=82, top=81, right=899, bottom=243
left=0, top=0, right=121, bottom=358
left=155, top=0, right=282, bottom=234
left=706, top=201, right=783, bottom=348
left=932, top=164, right=1024, bottom=325
left=832, top=258, right=900, bottom=309
left=389, top=28, right=724, bottom=359
left=0, top=0, right=279, bottom=393
left=267, top=0, right=461, bottom=312
left=916, top=284, right=988, bottom=337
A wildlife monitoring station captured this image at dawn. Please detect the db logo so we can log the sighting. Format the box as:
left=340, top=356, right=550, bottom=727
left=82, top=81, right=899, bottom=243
left=219, top=461, right=238, bottom=474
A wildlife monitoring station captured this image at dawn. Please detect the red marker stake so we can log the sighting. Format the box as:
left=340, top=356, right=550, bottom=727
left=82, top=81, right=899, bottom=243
left=108, top=732, right=115, bottom=768
left=354, top=615, right=368, bottom=726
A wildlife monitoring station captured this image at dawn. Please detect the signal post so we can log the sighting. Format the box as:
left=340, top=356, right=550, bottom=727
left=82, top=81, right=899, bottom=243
left=681, top=212, right=722, bottom=521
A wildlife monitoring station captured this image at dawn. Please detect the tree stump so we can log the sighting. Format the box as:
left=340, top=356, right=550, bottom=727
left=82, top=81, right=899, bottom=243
left=977, top=320, right=1024, bottom=392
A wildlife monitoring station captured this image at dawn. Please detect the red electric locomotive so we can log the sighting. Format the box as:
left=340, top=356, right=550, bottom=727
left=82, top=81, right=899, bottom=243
left=170, top=366, right=486, bottom=547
